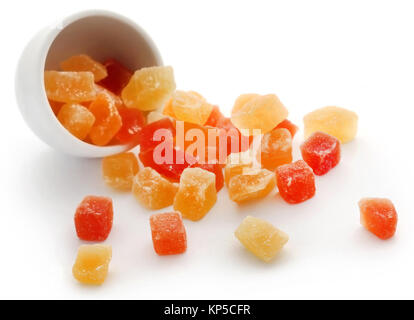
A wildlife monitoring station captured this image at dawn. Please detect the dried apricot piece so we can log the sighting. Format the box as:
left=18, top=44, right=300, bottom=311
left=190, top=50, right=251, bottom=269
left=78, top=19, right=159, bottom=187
left=102, top=153, right=139, bottom=191
left=98, top=58, right=133, bottom=95
left=60, top=54, right=108, bottom=82
left=57, top=103, right=95, bottom=140
left=171, top=91, right=214, bottom=125
left=258, top=128, right=292, bottom=171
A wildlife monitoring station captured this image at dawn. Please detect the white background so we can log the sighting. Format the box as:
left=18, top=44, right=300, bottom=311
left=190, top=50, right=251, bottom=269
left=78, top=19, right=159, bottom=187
left=1, top=0, right=413, bottom=299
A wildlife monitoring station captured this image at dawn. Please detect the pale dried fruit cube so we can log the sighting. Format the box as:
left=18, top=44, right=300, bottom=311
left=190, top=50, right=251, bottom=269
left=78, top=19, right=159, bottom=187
left=228, top=168, right=276, bottom=203
left=147, top=111, right=169, bottom=124
left=102, top=153, right=139, bottom=191
left=173, top=167, right=217, bottom=221
left=224, top=151, right=254, bottom=186
left=235, top=216, right=288, bottom=262
left=171, top=91, right=213, bottom=125
left=121, top=66, right=176, bottom=111
left=132, top=167, right=179, bottom=210
left=303, top=106, right=358, bottom=143
left=57, top=103, right=95, bottom=140
left=60, top=54, right=108, bottom=82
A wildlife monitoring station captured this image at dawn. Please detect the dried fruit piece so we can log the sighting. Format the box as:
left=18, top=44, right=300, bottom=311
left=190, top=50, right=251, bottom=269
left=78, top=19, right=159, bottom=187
left=49, top=99, right=63, bottom=115
left=304, top=106, right=358, bottom=143
left=258, top=128, right=292, bottom=170
left=57, top=103, right=95, bottom=140
left=72, top=244, right=112, bottom=285
left=162, top=98, right=176, bottom=118
left=60, top=54, right=108, bottom=82
left=300, top=131, right=341, bottom=176
left=121, top=66, right=175, bottom=111
left=235, top=216, right=288, bottom=262
left=98, top=58, right=133, bottom=95
left=171, top=91, right=214, bottom=125
left=204, top=105, right=223, bottom=127
left=359, top=198, right=398, bottom=240
left=44, top=71, right=96, bottom=103
left=139, top=118, right=175, bottom=152
left=276, top=160, right=316, bottom=204
left=88, top=92, right=122, bottom=146
left=231, top=94, right=288, bottom=136
left=74, top=196, right=113, bottom=241
left=224, top=152, right=254, bottom=186
left=116, top=107, right=145, bottom=144
left=173, top=168, right=217, bottom=221
left=275, top=119, right=299, bottom=138
left=147, top=111, right=168, bottom=124
left=150, top=212, right=187, bottom=255
left=192, top=162, right=224, bottom=192
left=95, top=84, right=123, bottom=109
left=132, top=167, right=179, bottom=210
left=102, top=153, right=139, bottom=191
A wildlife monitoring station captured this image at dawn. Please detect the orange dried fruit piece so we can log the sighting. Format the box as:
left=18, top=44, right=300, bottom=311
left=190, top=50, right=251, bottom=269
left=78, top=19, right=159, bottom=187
left=95, top=84, right=123, bottom=109
left=228, top=168, right=276, bottom=203
left=132, top=167, right=179, bottom=210
left=44, top=71, right=96, bottom=103
left=88, top=92, right=122, bottom=146
left=72, top=244, right=112, bottom=285
left=231, top=94, right=288, bottom=136
left=60, top=54, right=108, bottom=82
left=121, top=66, right=176, bottom=111
left=173, top=167, right=217, bottom=221
left=57, top=103, right=95, bottom=140
left=235, top=216, right=288, bottom=262
left=49, top=99, right=64, bottom=115
left=224, top=151, right=254, bottom=187
left=258, top=128, right=293, bottom=171
left=162, top=97, right=176, bottom=118
left=102, top=153, right=139, bottom=191
left=171, top=91, right=214, bottom=125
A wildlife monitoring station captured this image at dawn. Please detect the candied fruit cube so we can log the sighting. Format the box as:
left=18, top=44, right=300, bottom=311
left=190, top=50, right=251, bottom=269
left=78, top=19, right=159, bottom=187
left=57, top=103, right=95, bottom=140
left=276, top=160, right=315, bottom=204
left=74, top=196, right=113, bottom=241
left=116, top=107, right=145, bottom=144
left=139, top=118, right=175, bottom=152
left=150, top=212, right=187, bottom=255
left=162, top=97, right=176, bottom=118
left=224, top=152, right=254, bottom=187
left=205, top=105, right=224, bottom=127
left=95, top=84, right=123, bottom=109
left=304, top=106, right=358, bottom=143
left=171, top=91, right=214, bottom=125
left=235, top=216, right=288, bottom=262
left=147, top=111, right=168, bottom=124
left=173, top=168, right=217, bottom=221
left=88, top=92, right=122, bottom=146
left=121, top=66, right=176, bottom=111
left=231, top=94, right=288, bottom=136
left=192, top=162, right=224, bottom=192
left=44, top=71, right=96, bottom=103
left=132, top=167, right=179, bottom=210
left=359, top=198, right=398, bottom=240
left=60, top=54, right=108, bottom=82
left=275, top=119, right=299, bottom=138
left=72, top=244, right=112, bottom=285
left=102, top=153, right=139, bottom=191
left=258, top=128, right=292, bottom=171
left=228, top=168, right=276, bottom=203
left=300, top=131, right=341, bottom=176
left=98, top=58, right=133, bottom=95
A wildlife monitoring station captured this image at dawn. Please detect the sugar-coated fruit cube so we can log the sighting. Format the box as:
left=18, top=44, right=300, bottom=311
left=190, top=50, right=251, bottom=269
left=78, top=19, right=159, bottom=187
left=228, top=168, right=276, bottom=203
left=171, top=91, right=214, bottom=125
left=300, top=131, right=341, bottom=176
left=132, top=167, right=179, bottom=210
left=275, top=119, right=299, bottom=138
left=303, top=106, right=358, bottom=143
left=150, top=212, right=187, bottom=255
left=57, top=103, right=95, bottom=140
left=162, top=97, right=176, bottom=118
left=74, top=196, right=113, bottom=241
left=258, top=128, right=292, bottom=170
left=139, top=118, right=176, bottom=152
left=98, top=58, right=133, bottom=95
left=102, top=153, right=139, bottom=191
left=235, top=216, right=288, bottom=262
left=231, top=94, right=288, bottom=136
left=72, top=244, right=112, bottom=285
left=204, top=105, right=224, bottom=127
left=95, top=84, right=124, bottom=109
left=224, top=152, right=254, bottom=186
left=88, top=92, right=122, bottom=146
left=60, top=54, right=108, bottom=82
left=173, top=168, right=217, bottom=221
left=358, top=198, right=398, bottom=240
left=116, top=107, right=146, bottom=144
left=192, top=162, right=224, bottom=192
left=44, top=71, right=96, bottom=103
left=122, top=66, right=176, bottom=111
left=276, top=160, right=315, bottom=204
left=147, top=111, right=168, bottom=124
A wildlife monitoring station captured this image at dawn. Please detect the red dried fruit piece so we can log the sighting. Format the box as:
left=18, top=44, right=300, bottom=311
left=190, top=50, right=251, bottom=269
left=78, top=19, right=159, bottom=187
left=98, top=58, right=133, bottom=95
left=276, top=160, right=315, bottom=204
left=139, top=118, right=176, bottom=152
left=150, top=212, right=187, bottom=255
left=300, top=131, right=341, bottom=176
left=276, top=119, right=299, bottom=138
left=116, top=107, right=146, bottom=144
left=359, top=198, right=398, bottom=240
left=192, top=162, right=224, bottom=191
left=204, top=105, right=224, bottom=127
left=74, top=196, right=113, bottom=241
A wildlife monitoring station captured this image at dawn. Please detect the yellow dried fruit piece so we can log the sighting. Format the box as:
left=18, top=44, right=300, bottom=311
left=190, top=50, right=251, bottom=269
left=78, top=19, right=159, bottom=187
left=60, top=54, right=108, bottom=82
left=171, top=91, right=213, bottom=125
left=57, top=103, right=95, bottom=140
left=224, top=151, right=254, bottom=187
left=235, top=216, right=288, bottom=262
left=121, top=66, right=176, bottom=111
left=132, top=167, right=179, bottom=210
left=303, top=106, right=358, bottom=143
left=228, top=168, right=276, bottom=203
left=72, top=244, right=112, bottom=285
left=231, top=94, right=288, bottom=136
left=147, top=111, right=169, bottom=124
left=173, top=167, right=217, bottom=221
left=102, top=153, right=139, bottom=191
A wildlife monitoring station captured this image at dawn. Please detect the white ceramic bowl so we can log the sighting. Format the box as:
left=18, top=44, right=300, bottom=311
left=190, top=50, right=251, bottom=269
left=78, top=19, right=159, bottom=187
left=15, top=10, right=162, bottom=157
